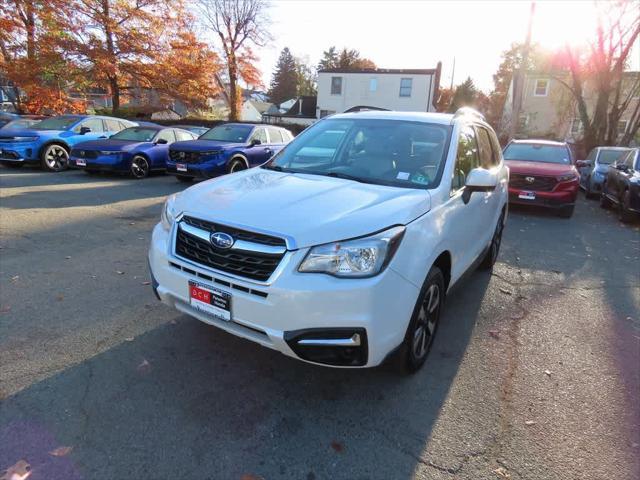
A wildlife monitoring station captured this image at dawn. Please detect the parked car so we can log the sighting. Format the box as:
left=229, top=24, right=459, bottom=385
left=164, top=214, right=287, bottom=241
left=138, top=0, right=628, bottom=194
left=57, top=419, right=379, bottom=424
left=149, top=109, right=508, bottom=372
left=600, top=148, right=640, bottom=223
left=0, top=115, right=46, bottom=130
left=68, top=126, right=197, bottom=179
left=502, top=139, right=579, bottom=218
left=577, top=146, right=631, bottom=198
left=169, top=124, right=209, bottom=136
left=166, top=123, right=294, bottom=182
left=0, top=115, right=136, bottom=171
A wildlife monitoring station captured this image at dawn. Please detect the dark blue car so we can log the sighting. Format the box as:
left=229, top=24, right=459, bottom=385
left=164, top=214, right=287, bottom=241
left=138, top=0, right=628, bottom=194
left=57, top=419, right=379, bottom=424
left=68, top=126, right=197, bottom=179
left=166, top=123, right=293, bottom=182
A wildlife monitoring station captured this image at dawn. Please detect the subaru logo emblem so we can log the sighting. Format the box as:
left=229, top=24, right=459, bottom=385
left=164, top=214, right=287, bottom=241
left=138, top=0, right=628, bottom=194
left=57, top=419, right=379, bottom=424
left=525, top=176, right=535, bottom=183
left=210, top=232, right=234, bottom=249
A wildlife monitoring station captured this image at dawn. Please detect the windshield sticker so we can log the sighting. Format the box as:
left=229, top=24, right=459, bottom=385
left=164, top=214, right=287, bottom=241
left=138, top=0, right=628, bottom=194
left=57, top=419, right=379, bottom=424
left=410, top=173, right=430, bottom=185
left=396, top=171, right=410, bottom=180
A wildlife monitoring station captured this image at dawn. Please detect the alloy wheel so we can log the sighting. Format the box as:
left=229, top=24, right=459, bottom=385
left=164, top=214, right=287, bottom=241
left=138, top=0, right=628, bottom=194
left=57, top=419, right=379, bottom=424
left=45, top=145, right=69, bottom=171
left=412, top=283, right=440, bottom=360
left=131, top=156, right=149, bottom=179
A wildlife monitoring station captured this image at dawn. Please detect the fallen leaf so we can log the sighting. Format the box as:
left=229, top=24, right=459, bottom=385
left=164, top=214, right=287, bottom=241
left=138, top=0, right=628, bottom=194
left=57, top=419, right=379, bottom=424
left=489, top=330, right=500, bottom=340
left=10, top=275, right=19, bottom=282
left=0, top=306, right=10, bottom=314
left=137, top=359, right=151, bottom=373
left=129, top=222, right=135, bottom=225
left=330, top=440, right=344, bottom=453
left=141, top=281, right=151, bottom=286
left=544, top=370, right=552, bottom=376
left=524, top=420, right=536, bottom=426
left=49, top=446, right=72, bottom=457
left=1, top=460, right=31, bottom=480
left=498, top=287, right=512, bottom=295
left=125, top=337, right=134, bottom=342
left=493, top=466, right=510, bottom=478
left=65, top=256, right=71, bottom=260
left=116, top=271, right=125, bottom=275
left=56, top=295, right=64, bottom=302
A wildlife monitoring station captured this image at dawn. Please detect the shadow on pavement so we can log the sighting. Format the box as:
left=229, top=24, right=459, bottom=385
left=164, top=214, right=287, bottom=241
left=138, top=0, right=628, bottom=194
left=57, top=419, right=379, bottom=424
left=0, top=271, right=490, bottom=480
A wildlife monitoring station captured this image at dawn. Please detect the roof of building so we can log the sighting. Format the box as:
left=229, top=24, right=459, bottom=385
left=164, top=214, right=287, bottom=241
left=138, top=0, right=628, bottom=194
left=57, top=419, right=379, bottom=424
left=318, top=68, right=438, bottom=75
left=246, top=100, right=274, bottom=114
left=265, top=96, right=318, bottom=119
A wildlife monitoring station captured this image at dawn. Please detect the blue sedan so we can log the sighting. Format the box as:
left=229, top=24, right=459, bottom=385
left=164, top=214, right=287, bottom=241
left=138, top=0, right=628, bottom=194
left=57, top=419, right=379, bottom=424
left=0, top=115, right=136, bottom=171
left=166, top=123, right=293, bottom=182
left=69, top=126, right=197, bottom=179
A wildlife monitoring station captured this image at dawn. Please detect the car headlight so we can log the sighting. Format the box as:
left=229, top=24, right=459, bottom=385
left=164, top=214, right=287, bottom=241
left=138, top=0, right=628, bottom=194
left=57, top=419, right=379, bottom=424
left=13, top=136, right=39, bottom=142
left=99, top=150, right=121, bottom=156
left=298, top=226, right=405, bottom=278
left=160, top=194, right=179, bottom=231
left=557, top=173, right=578, bottom=182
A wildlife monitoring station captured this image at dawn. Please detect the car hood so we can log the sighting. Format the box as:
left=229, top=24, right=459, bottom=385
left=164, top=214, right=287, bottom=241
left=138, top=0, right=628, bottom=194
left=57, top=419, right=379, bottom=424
left=170, top=139, right=245, bottom=151
left=0, top=128, right=60, bottom=139
left=505, top=160, right=575, bottom=176
left=174, top=168, right=431, bottom=249
left=73, top=139, right=140, bottom=151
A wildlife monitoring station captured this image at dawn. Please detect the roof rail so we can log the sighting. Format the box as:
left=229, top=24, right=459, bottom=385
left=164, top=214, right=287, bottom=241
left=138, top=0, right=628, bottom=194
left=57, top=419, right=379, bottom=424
left=452, top=107, right=485, bottom=121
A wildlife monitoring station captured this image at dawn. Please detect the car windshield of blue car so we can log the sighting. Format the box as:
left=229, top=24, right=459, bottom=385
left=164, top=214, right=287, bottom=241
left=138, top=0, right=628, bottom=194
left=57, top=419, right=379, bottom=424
left=199, top=124, right=253, bottom=143
left=598, top=149, right=630, bottom=165
left=111, top=127, right=158, bottom=142
left=263, top=118, right=451, bottom=189
left=503, top=144, right=570, bottom=164
left=32, top=116, right=81, bottom=130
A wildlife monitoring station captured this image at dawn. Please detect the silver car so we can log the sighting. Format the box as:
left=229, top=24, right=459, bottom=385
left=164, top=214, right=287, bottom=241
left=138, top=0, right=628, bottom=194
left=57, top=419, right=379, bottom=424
left=577, top=146, right=632, bottom=198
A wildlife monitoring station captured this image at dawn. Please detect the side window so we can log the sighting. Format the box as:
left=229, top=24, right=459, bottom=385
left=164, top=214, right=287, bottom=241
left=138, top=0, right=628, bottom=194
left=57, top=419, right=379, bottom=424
left=104, top=119, right=122, bottom=132
left=251, top=128, right=268, bottom=144
left=267, top=127, right=283, bottom=143
left=399, top=78, right=412, bottom=97
left=175, top=129, right=195, bottom=141
left=451, top=125, right=479, bottom=193
left=624, top=151, right=635, bottom=168
left=475, top=126, right=496, bottom=169
left=330, top=77, right=342, bottom=95
left=586, top=149, right=597, bottom=162
left=76, top=118, right=104, bottom=133
left=156, top=129, right=176, bottom=144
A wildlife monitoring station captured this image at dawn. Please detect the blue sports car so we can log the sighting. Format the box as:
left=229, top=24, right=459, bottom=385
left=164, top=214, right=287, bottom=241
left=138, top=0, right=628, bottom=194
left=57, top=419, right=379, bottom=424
left=166, top=123, right=293, bottom=182
left=69, top=125, right=197, bottom=179
left=0, top=115, right=136, bottom=171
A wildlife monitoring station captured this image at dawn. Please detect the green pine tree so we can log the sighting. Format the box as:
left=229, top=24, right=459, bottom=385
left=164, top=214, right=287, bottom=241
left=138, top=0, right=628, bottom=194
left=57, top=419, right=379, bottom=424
left=268, top=47, right=299, bottom=105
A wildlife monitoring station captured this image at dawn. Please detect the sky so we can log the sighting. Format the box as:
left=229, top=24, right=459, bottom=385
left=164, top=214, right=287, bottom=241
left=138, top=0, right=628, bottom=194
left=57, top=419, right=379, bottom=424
left=256, top=0, right=640, bottom=93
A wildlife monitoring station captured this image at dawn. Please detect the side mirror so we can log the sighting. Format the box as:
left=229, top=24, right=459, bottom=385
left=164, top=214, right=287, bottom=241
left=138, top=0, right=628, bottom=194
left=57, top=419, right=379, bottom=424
left=156, top=138, right=168, bottom=145
left=462, top=168, right=497, bottom=204
left=616, top=163, right=628, bottom=171
left=575, top=160, right=590, bottom=168
left=249, top=138, right=261, bottom=147
left=79, top=126, right=91, bottom=135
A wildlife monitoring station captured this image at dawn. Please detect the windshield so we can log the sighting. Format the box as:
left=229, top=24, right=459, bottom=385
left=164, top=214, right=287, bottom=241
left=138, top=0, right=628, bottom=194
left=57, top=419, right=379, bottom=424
left=599, top=149, right=630, bottom=165
left=1, top=118, right=41, bottom=130
left=32, top=116, right=81, bottom=131
left=111, top=127, right=158, bottom=142
left=503, top=143, right=570, bottom=164
left=263, top=118, right=452, bottom=189
left=200, top=124, right=253, bottom=142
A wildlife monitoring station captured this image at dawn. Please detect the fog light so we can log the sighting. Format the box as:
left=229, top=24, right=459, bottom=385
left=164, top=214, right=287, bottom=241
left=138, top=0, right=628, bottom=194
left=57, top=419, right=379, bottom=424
left=284, top=328, right=368, bottom=366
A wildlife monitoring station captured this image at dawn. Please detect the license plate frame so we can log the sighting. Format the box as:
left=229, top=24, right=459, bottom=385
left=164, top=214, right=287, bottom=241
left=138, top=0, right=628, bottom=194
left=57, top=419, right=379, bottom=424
left=518, top=190, right=536, bottom=200
left=176, top=163, right=187, bottom=172
left=189, top=280, right=232, bottom=322
left=76, top=158, right=86, bottom=167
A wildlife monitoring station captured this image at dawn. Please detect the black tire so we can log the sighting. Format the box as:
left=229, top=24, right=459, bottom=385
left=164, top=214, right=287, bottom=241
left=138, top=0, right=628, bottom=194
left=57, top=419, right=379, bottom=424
left=584, top=179, right=595, bottom=199
left=558, top=205, right=574, bottom=218
left=40, top=143, right=69, bottom=172
left=600, top=192, right=613, bottom=209
left=176, top=175, right=193, bottom=183
left=1, top=161, right=23, bottom=168
left=399, top=266, right=445, bottom=374
left=130, top=155, right=150, bottom=179
left=479, top=212, right=505, bottom=270
left=619, top=190, right=635, bottom=223
left=228, top=158, right=247, bottom=173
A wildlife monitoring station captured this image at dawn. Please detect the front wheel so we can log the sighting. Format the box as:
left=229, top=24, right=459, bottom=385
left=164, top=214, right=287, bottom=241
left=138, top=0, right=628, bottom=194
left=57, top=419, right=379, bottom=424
left=228, top=158, right=247, bottom=173
left=41, top=144, right=69, bottom=172
left=600, top=192, right=613, bottom=209
left=400, top=266, right=445, bottom=374
left=130, top=155, right=150, bottom=179
left=619, top=190, right=635, bottom=223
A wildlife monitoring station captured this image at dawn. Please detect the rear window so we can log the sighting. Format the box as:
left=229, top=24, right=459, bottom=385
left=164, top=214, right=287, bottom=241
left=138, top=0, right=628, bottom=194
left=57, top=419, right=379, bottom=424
left=503, top=143, right=570, bottom=165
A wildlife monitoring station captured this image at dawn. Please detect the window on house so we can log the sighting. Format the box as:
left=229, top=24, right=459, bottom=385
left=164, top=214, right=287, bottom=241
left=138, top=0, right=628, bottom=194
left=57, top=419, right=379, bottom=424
left=399, top=78, right=412, bottom=97
left=369, top=78, right=377, bottom=92
left=534, top=79, right=549, bottom=96
left=331, top=77, right=342, bottom=95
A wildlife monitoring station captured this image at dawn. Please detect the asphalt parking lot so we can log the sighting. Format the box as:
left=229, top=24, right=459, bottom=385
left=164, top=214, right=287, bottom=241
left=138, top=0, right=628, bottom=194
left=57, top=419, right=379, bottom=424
left=1, top=166, right=639, bottom=480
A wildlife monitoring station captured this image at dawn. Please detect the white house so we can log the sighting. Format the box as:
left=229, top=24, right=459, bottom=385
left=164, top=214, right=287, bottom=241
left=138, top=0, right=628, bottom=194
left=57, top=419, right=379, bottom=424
left=241, top=100, right=274, bottom=122
left=316, top=64, right=442, bottom=118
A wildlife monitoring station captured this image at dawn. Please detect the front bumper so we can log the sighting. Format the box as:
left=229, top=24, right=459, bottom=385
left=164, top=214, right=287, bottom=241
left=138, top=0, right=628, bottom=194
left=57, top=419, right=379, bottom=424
left=166, top=159, right=226, bottom=179
left=0, top=143, right=39, bottom=162
left=148, top=222, right=419, bottom=368
left=69, top=154, right=129, bottom=172
left=508, top=181, right=579, bottom=208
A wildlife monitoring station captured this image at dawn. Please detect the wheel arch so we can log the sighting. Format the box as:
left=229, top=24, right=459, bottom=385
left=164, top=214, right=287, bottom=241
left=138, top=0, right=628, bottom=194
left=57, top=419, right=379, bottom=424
left=432, top=250, right=452, bottom=292
left=39, top=140, right=70, bottom=158
left=228, top=153, right=249, bottom=170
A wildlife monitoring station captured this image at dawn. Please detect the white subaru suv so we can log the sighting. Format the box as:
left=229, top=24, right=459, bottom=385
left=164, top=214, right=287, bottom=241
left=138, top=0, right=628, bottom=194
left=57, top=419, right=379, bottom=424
left=149, top=109, right=508, bottom=372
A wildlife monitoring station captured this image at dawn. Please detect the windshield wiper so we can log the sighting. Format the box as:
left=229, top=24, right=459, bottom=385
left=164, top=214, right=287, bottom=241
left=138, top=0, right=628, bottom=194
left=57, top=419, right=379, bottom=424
left=261, top=164, right=285, bottom=171
left=325, top=171, right=367, bottom=183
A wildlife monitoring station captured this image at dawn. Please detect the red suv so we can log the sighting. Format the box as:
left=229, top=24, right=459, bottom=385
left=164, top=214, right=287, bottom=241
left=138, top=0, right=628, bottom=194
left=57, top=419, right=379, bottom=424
left=503, top=140, right=579, bottom=218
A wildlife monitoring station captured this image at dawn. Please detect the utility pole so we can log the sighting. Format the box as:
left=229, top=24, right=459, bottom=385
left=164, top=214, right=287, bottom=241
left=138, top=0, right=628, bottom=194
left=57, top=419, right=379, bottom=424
left=509, top=1, right=536, bottom=141
left=450, top=57, right=456, bottom=90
